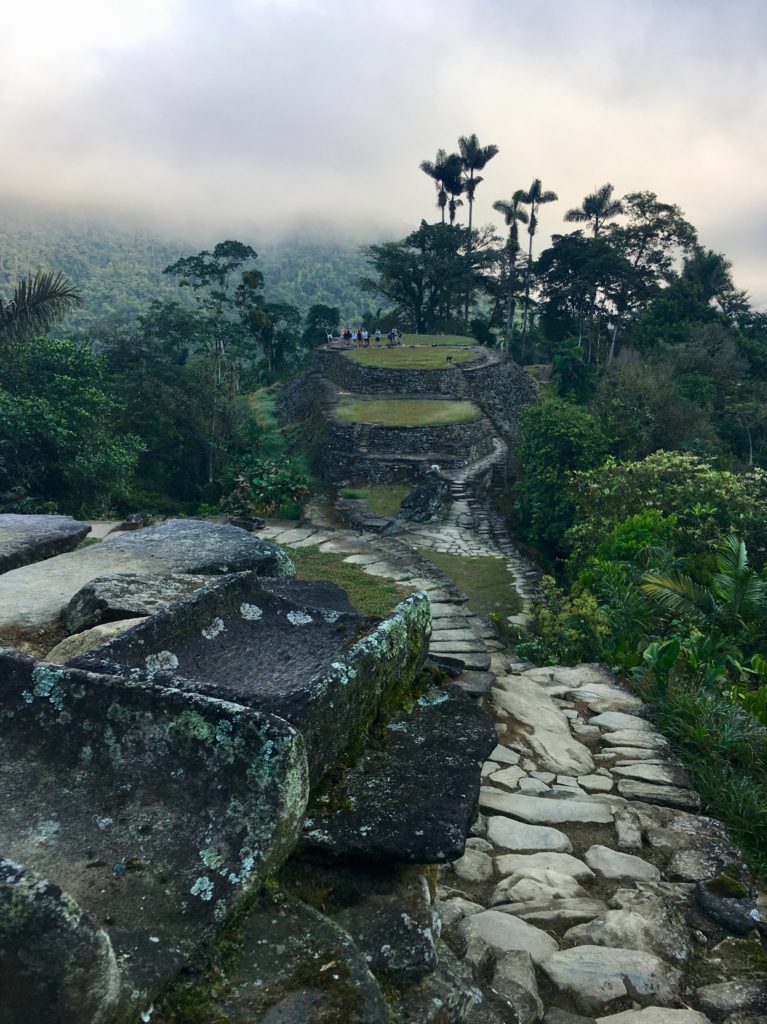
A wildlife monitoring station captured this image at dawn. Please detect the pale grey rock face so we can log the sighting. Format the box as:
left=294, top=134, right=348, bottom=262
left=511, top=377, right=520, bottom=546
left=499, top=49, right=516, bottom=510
left=486, top=817, right=573, bottom=853
left=507, top=897, right=609, bottom=928
left=490, top=744, right=522, bottom=765
left=479, top=790, right=614, bottom=825
left=491, top=764, right=526, bottom=789
left=492, top=869, right=587, bottom=905
left=584, top=845, right=661, bottom=883
left=492, top=950, right=544, bottom=1024
left=589, top=711, right=654, bottom=732
left=614, top=807, right=643, bottom=851
left=597, top=1010, right=712, bottom=1024
left=695, top=981, right=767, bottom=1019
left=452, top=847, right=494, bottom=883
left=495, top=852, right=594, bottom=883
left=617, top=780, right=701, bottom=812
left=458, top=910, right=559, bottom=965
left=438, top=897, right=485, bottom=929
left=604, top=730, right=670, bottom=750
left=0, top=514, right=90, bottom=575
left=613, top=763, right=691, bottom=788
left=541, top=945, right=682, bottom=1014
left=567, top=682, right=644, bottom=714
left=519, top=777, right=552, bottom=794
left=43, top=617, right=148, bottom=663
left=491, top=676, right=595, bottom=775
left=564, top=899, right=691, bottom=966
left=579, top=774, right=614, bottom=793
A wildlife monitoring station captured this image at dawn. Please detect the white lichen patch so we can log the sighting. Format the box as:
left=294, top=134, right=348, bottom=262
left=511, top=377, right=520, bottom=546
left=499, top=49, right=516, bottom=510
left=240, top=603, right=263, bottom=621
left=145, top=650, right=179, bottom=675
left=190, top=875, right=215, bottom=901
left=201, top=617, right=225, bottom=640
left=30, top=667, right=66, bottom=711
left=321, top=609, right=342, bottom=623
left=200, top=847, right=225, bottom=871
left=287, top=610, right=313, bottom=626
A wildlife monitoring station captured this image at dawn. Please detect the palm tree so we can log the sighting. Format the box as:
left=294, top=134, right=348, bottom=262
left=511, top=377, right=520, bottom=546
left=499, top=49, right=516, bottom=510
left=564, top=183, right=624, bottom=237
left=641, top=536, right=767, bottom=637
left=419, top=149, right=451, bottom=224
left=443, top=155, right=465, bottom=226
left=520, top=178, right=558, bottom=349
left=0, top=271, right=82, bottom=343
left=492, top=191, right=528, bottom=343
left=458, top=134, right=499, bottom=323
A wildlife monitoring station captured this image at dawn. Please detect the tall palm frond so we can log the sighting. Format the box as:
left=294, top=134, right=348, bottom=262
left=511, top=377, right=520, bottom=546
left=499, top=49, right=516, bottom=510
left=564, top=183, right=624, bottom=236
left=420, top=149, right=451, bottom=224
left=0, top=271, right=82, bottom=343
left=640, top=572, right=717, bottom=621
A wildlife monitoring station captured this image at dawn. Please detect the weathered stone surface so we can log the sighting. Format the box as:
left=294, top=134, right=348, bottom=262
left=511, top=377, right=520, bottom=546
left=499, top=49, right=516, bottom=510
left=186, top=892, right=389, bottom=1024
left=397, top=941, right=481, bottom=1024
left=702, top=937, right=767, bottom=983
left=75, top=577, right=431, bottom=788
left=458, top=910, right=559, bottom=965
left=0, top=518, right=294, bottom=633
left=43, top=617, right=148, bottom=664
left=0, top=514, right=90, bottom=575
left=64, top=572, right=214, bottom=633
left=439, top=896, right=485, bottom=929
left=613, top=807, right=643, bottom=851
left=479, top=789, right=614, bottom=825
left=695, top=982, right=767, bottom=1021
left=302, top=683, right=495, bottom=862
left=492, top=869, right=586, bottom=905
left=617, top=779, right=701, bottom=812
left=696, top=877, right=761, bottom=936
left=546, top=1010, right=596, bottom=1024
left=507, top=898, right=608, bottom=928
left=495, top=852, right=594, bottom=883
left=567, top=681, right=643, bottom=714
left=589, top=712, right=653, bottom=732
left=579, top=774, right=614, bottom=793
left=604, top=730, right=670, bottom=749
left=456, top=670, right=496, bottom=696
left=613, top=763, right=691, bottom=788
left=486, top=816, right=573, bottom=853
left=453, top=847, right=494, bottom=882
left=599, top=1011, right=711, bottom=1024
left=0, top=648, right=309, bottom=1021
left=491, top=764, right=526, bottom=789
left=541, top=946, right=682, bottom=1014
left=565, top=892, right=691, bottom=964
left=491, top=676, right=594, bottom=775
left=0, top=859, right=121, bottom=1024
left=584, top=845, right=661, bottom=883
left=492, top=950, right=544, bottom=1024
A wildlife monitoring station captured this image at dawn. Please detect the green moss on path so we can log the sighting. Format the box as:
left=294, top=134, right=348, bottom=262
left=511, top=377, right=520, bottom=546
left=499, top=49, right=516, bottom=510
left=418, top=548, right=522, bottom=623
left=336, top=397, right=481, bottom=427
left=289, top=546, right=411, bottom=618
left=342, top=483, right=412, bottom=519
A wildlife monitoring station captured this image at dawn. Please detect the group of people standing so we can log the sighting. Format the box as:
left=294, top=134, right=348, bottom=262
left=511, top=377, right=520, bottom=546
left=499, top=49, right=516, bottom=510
left=329, top=327, right=403, bottom=348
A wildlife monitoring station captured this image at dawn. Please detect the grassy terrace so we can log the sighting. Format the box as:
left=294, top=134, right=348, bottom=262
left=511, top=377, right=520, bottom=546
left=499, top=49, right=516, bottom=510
left=418, top=548, right=522, bottom=623
left=335, top=397, right=482, bottom=427
left=289, top=546, right=409, bottom=618
left=342, top=483, right=413, bottom=518
left=343, top=332, right=480, bottom=369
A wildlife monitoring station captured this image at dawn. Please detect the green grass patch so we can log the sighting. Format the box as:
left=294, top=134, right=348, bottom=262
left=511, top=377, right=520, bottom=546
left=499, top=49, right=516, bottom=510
left=342, top=483, right=412, bottom=519
left=345, top=346, right=478, bottom=370
left=289, top=546, right=410, bottom=618
left=336, top=397, right=481, bottom=427
left=403, top=333, right=475, bottom=347
left=418, top=548, right=523, bottom=623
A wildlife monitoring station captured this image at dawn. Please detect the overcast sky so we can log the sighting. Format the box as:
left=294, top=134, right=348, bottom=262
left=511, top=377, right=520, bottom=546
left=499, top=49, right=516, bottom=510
left=1, top=0, right=765, bottom=304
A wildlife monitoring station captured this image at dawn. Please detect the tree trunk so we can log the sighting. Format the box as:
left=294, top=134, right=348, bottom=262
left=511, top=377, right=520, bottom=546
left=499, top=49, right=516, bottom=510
left=521, top=210, right=536, bottom=346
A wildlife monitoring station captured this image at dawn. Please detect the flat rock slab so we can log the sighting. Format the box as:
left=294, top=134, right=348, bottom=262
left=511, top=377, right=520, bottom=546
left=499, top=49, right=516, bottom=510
left=541, top=945, right=682, bottom=1015
left=507, top=897, right=608, bottom=929
left=0, top=514, right=90, bottom=575
left=74, top=576, right=431, bottom=788
left=486, top=816, right=573, bottom=853
left=479, top=789, right=614, bottom=825
left=584, top=845, right=661, bottom=883
left=195, top=893, right=389, bottom=1024
left=301, top=684, right=496, bottom=862
left=492, top=677, right=594, bottom=776
left=0, top=648, right=309, bottom=1023
left=0, top=518, right=293, bottom=633
left=64, top=572, right=214, bottom=633
left=617, top=779, right=701, bottom=812
left=455, top=670, right=496, bottom=696
left=458, top=910, right=559, bottom=965
left=613, top=763, right=691, bottom=788
left=599, top=1011, right=711, bottom=1024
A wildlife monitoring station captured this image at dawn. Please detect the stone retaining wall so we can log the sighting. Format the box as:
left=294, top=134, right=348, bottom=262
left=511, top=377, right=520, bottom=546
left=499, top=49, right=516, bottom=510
left=317, top=417, right=496, bottom=484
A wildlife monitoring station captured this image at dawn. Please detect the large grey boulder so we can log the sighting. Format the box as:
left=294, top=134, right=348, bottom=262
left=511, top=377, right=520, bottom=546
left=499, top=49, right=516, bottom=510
left=64, top=572, right=213, bottom=633
left=0, top=518, right=293, bottom=637
left=541, top=945, right=682, bottom=1015
left=74, top=575, right=432, bottom=788
left=0, top=514, right=90, bottom=575
left=0, top=859, right=121, bottom=1024
left=0, top=647, right=309, bottom=1022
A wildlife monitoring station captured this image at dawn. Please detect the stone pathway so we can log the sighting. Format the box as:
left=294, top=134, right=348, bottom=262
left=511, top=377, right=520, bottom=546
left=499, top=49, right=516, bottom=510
left=261, top=508, right=766, bottom=1024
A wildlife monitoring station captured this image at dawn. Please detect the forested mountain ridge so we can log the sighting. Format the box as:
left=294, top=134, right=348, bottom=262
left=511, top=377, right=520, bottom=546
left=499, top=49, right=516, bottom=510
left=0, top=207, right=370, bottom=332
